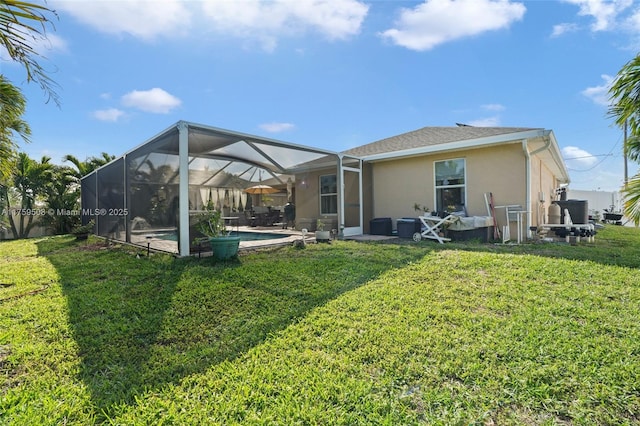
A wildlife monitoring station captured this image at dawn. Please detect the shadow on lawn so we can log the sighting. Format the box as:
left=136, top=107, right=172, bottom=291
left=36, top=238, right=426, bottom=422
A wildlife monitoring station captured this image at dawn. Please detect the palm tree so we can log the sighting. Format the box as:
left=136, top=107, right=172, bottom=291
left=0, top=77, right=30, bottom=232
left=0, top=0, right=59, bottom=105
left=130, top=159, right=179, bottom=226
left=1, top=153, right=53, bottom=238
left=609, top=53, right=640, bottom=224
left=64, top=152, right=115, bottom=180
left=0, top=75, right=30, bottom=180
left=41, top=165, right=80, bottom=234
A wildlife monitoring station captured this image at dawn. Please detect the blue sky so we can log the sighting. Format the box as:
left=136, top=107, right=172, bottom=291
left=3, top=0, right=640, bottom=191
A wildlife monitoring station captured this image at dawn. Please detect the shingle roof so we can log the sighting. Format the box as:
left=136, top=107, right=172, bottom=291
left=342, top=126, right=541, bottom=157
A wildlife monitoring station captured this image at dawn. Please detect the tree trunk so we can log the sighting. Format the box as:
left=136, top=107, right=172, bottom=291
left=4, top=194, right=19, bottom=239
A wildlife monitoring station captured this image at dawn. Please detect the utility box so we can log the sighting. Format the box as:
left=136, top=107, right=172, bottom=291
left=553, top=200, right=588, bottom=224
left=369, top=217, right=392, bottom=236
left=397, top=218, right=421, bottom=238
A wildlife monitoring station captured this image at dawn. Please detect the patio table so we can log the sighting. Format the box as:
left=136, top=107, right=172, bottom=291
left=222, top=216, right=240, bottom=233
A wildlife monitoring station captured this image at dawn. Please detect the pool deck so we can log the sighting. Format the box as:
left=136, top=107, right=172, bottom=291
left=237, top=227, right=303, bottom=250
left=131, top=226, right=306, bottom=255
left=130, top=226, right=398, bottom=256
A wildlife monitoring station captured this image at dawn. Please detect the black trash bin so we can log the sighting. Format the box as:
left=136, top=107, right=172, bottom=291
left=370, top=217, right=392, bottom=235
left=397, top=218, right=421, bottom=238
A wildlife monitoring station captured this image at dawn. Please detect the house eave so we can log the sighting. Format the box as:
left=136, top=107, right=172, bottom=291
left=527, top=130, right=570, bottom=185
left=360, top=129, right=550, bottom=162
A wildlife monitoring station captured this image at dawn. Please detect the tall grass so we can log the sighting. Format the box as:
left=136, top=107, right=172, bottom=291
left=1, top=226, right=640, bottom=424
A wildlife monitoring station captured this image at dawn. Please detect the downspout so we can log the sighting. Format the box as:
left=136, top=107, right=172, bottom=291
left=529, top=130, right=552, bottom=156
left=526, top=131, right=553, bottom=232
left=522, top=139, right=532, bottom=236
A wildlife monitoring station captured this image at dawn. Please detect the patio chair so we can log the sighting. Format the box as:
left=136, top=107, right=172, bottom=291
left=266, top=209, right=281, bottom=226
left=246, top=209, right=257, bottom=227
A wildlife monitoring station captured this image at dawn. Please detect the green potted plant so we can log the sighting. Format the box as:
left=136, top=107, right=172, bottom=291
left=197, top=208, right=240, bottom=260
left=71, top=219, right=95, bottom=240
left=315, top=218, right=331, bottom=242
left=413, top=203, right=430, bottom=216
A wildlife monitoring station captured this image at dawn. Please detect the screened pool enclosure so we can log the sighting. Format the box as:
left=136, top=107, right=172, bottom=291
left=81, top=121, right=363, bottom=256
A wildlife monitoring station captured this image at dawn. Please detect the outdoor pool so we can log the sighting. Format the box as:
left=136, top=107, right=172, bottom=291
left=155, top=231, right=290, bottom=242
left=228, top=231, right=290, bottom=241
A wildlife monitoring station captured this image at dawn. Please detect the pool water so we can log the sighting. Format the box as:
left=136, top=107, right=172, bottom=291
left=228, top=231, right=289, bottom=241
left=156, top=231, right=289, bottom=242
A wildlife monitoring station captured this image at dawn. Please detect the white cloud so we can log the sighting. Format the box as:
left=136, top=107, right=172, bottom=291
left=33, top=33, right=68, bottom=56
left=52, top=0, right=191, bottom=40
left=121, top=88, right=182, bottom=114
left=562, top=0, right=633, bottom=31
left=93, top=108, right=126, bottom=122
left=201, top=0, right=369, bottom=51
left=619, top=7, right=640, bottom=36
left=551, top=22, right=579, bottom=37
left=380, top=0, right=526, bottom=51
left=0, top=26, right=67, bottom=67
left=286, top=0, right=369, bottom=40
left=461, top=105, right=505, bottom=126
left=259, top=122, right=296, bottom=133
left=53, top=0, right=368, bottom=50
left=567, top=165, right=627, bottom=191
left=467, top=116, right=501, bottom=127
left=481, top=103, right=505, bottom=112
left=562, top=146, right=598, bottom=168
left=582, top=74, right=613, bottom=106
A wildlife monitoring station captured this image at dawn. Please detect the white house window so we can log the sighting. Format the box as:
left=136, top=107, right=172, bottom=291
left=434, top=159, right=466, bottom=213
left=320, top=174, right=337, bottom=215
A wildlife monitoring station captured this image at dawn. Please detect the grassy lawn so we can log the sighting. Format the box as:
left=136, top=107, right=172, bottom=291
left=1, top=227, right=640, bottom=424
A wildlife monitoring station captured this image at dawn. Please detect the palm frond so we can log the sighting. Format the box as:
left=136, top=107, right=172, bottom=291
left=0, top=0, right=60, bottom=105
left=622, top=173, right=640, bottom=226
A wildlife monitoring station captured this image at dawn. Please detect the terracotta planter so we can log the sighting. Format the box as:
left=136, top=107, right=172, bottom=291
left=208, top=236, right=241, bottom=260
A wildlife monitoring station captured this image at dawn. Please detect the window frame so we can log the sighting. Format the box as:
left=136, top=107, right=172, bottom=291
left=433, top=158, right=467, bottom=213
left=319, top=174, right=338, bottom=216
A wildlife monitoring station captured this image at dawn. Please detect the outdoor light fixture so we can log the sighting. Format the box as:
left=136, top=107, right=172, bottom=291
left=146, top=236, right=152, bottom=257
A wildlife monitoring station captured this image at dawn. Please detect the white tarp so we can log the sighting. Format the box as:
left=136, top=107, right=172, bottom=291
left=448, top=215, right=494, bottom=231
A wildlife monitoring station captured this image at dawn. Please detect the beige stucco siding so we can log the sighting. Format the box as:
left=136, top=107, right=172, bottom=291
left=370, top=155, right=432, bottom=222
left=292, top=137, right=564, bottom=236
left=294, top=168, right=338, bottom=231
left=292, top=164, right=364, bottom=232
left=530, top=152, right=560, bottom=226
left=369, top=143, right=527, bottom=227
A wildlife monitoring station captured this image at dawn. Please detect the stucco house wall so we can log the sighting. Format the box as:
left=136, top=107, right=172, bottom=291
left=343, top=126, right=570, bottom=238
left=370, top=155, right=432, bottom=222
left=368, top=143, right=528, bottom=230
left=529, top=151, right=561, bottom=226
left=294, top=167, right=339, bottom=232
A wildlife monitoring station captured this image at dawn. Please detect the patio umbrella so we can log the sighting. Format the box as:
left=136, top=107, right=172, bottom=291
left=244, top=184, right=279, bottom=195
